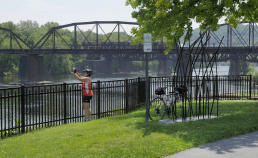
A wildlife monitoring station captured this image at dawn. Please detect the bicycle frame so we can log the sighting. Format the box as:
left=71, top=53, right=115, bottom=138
left=149, top=86, right=189, bottom=121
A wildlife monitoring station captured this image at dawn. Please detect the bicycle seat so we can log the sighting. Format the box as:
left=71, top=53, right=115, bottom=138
left=155, top=87, right=166, bottom=95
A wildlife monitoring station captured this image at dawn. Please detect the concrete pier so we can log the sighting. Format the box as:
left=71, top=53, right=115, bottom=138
left=18, top=55, right=44, bottom=82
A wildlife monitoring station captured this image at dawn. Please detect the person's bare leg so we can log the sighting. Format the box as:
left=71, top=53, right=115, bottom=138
left=83, top=102, right=91, bottom=121
left=87, top=104, right=91, bottom=119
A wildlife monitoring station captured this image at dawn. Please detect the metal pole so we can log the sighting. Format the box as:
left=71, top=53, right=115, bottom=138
left=63, top=83, right=67, bottom=124
left=252, top=22, right=254, bottom=51
left=249, top=75, right=252, bottom=100
left=138, top=77, right=141, bottom=105
left=118, top=22, right=120, bottom=49
left=145, top=52, right=149, bottom=125
left=143, top=33, right=151, bottom=125
left=126, top=79, right=129, bottom=113
left=53, top=30, right=55, bottom=50
left=74, top=25, right=77, bottom=50
left=97, top=80, right=101, bottom=119
left=10, top=32, right=12, bottom=50
left=96, top=23, right=98, bottom=49
left=21, top=85, right=25, bottom=133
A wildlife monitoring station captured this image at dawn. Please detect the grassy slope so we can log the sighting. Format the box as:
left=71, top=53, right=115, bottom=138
left=1, top=100, right=258, bottom=158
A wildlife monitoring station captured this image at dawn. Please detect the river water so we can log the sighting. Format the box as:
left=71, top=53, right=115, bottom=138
left=0, top=66, right=230, bottom=88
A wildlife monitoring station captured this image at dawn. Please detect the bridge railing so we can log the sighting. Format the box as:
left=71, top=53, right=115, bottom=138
left=1, top=75, right=258, bottom=138
left=81, top=41, right=167, bottom=50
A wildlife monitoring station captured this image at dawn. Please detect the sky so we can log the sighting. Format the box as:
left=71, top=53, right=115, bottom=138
left=1, top=0, right=136, bottom=25
left=0, top=0, right=201, bottom=32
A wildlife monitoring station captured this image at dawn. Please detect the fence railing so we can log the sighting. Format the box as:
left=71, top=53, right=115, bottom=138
left=1, top=75, right=258, bottom=138
left=149, top=75, right=258, bottom=120
left=0, top=77, right=146, bottom=138
left=149, top=75, right=258, bottom=101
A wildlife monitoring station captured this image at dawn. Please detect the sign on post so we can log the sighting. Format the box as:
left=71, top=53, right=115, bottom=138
left=144, top=33, right=151, bottom=125
left=144, top=33, right=152, bottom=52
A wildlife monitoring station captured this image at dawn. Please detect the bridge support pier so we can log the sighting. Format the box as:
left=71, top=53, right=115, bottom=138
left=118, top=58, right=133, bottom=73
left=19, top=55, right=44, bottom=82
left=157, top=58, right=171, bottom=76
left=175, top=53, right=192, bottom=77
left=228, top=59, right=248, bottom=75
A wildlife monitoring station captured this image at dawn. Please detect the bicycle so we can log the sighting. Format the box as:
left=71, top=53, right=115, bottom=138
left=148, top=85, right=188, bottom=121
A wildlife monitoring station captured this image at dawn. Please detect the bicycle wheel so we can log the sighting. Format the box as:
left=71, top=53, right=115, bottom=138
left=149, top=98, right=166, bottom=121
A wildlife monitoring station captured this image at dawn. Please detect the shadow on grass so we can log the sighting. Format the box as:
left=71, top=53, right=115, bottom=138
left=105, top=101, right=258, bottom=151
left=133, top=107, right=258, bottom=147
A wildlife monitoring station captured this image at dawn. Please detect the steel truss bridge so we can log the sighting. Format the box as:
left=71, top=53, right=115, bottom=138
left=1, top=21, right=258, bottom=62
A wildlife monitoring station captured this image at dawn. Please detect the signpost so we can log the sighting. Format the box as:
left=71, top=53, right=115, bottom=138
left=144, top=33, right=152, bottom=125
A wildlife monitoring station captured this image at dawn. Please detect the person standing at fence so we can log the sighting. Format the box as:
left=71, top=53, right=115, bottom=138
left=73, top=68, right=93, bottom=121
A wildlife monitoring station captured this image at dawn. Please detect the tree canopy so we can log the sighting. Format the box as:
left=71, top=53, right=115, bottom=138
left=126, top=0, right=258, bottom=54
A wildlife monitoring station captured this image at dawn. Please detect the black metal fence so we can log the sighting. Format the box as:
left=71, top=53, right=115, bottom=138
left=149, top=75, right=258, bottom=120
left=149, top=75, right=258, bottom=100
left=1, top=75, right=258, bottom=138
left=0, top=77, right=146, bottom=138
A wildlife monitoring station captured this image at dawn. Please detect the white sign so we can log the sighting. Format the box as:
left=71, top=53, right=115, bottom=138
left=144, top=33, right=152, bottom=52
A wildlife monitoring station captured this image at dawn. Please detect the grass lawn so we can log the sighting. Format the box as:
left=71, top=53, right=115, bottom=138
left=1, top=100, right=258, bottom=158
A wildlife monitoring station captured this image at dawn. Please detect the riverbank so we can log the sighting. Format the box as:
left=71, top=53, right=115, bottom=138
left=9, top=81, right=54, bottom=86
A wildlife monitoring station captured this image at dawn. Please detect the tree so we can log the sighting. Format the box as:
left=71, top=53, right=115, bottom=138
left=126, top=0, right=258, bottom=54
left=0, top=22, right=20, bottom=76
left=17, top=20, right=40, bottom=47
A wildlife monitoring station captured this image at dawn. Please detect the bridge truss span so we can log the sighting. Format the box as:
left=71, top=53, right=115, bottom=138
left=0, top=27, right=31, bottom=54
left=1, top=21, right=258, bottom=61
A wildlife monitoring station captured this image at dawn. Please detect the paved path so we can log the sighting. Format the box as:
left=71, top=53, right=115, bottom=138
left=165, top=131, right=258, bottom=158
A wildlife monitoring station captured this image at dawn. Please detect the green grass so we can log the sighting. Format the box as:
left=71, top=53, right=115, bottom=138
left=1, top=100, right=258, bottom=158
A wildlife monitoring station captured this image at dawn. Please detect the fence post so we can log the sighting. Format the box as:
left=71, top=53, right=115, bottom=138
left=137, top=77, right=140, bottom=105
left=216, top=75, right=219, bottom=116
left=249, top=75, right=252, bottom=100
left=97, top=80, right=101, bottom=119
left=63, top=83, right=67, bottom=124
left=125, top=79, right=129, bottom=114
left=255, top=76, right=257, bottom=99
left=20, top=85, right=25, bottom=133
left=148, top=76, right=151, bottom=103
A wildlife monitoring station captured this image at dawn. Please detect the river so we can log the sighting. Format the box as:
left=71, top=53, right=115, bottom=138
left=0, top=66, right=231, bottom=88
left=0, top=73, right=147, bottom=88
